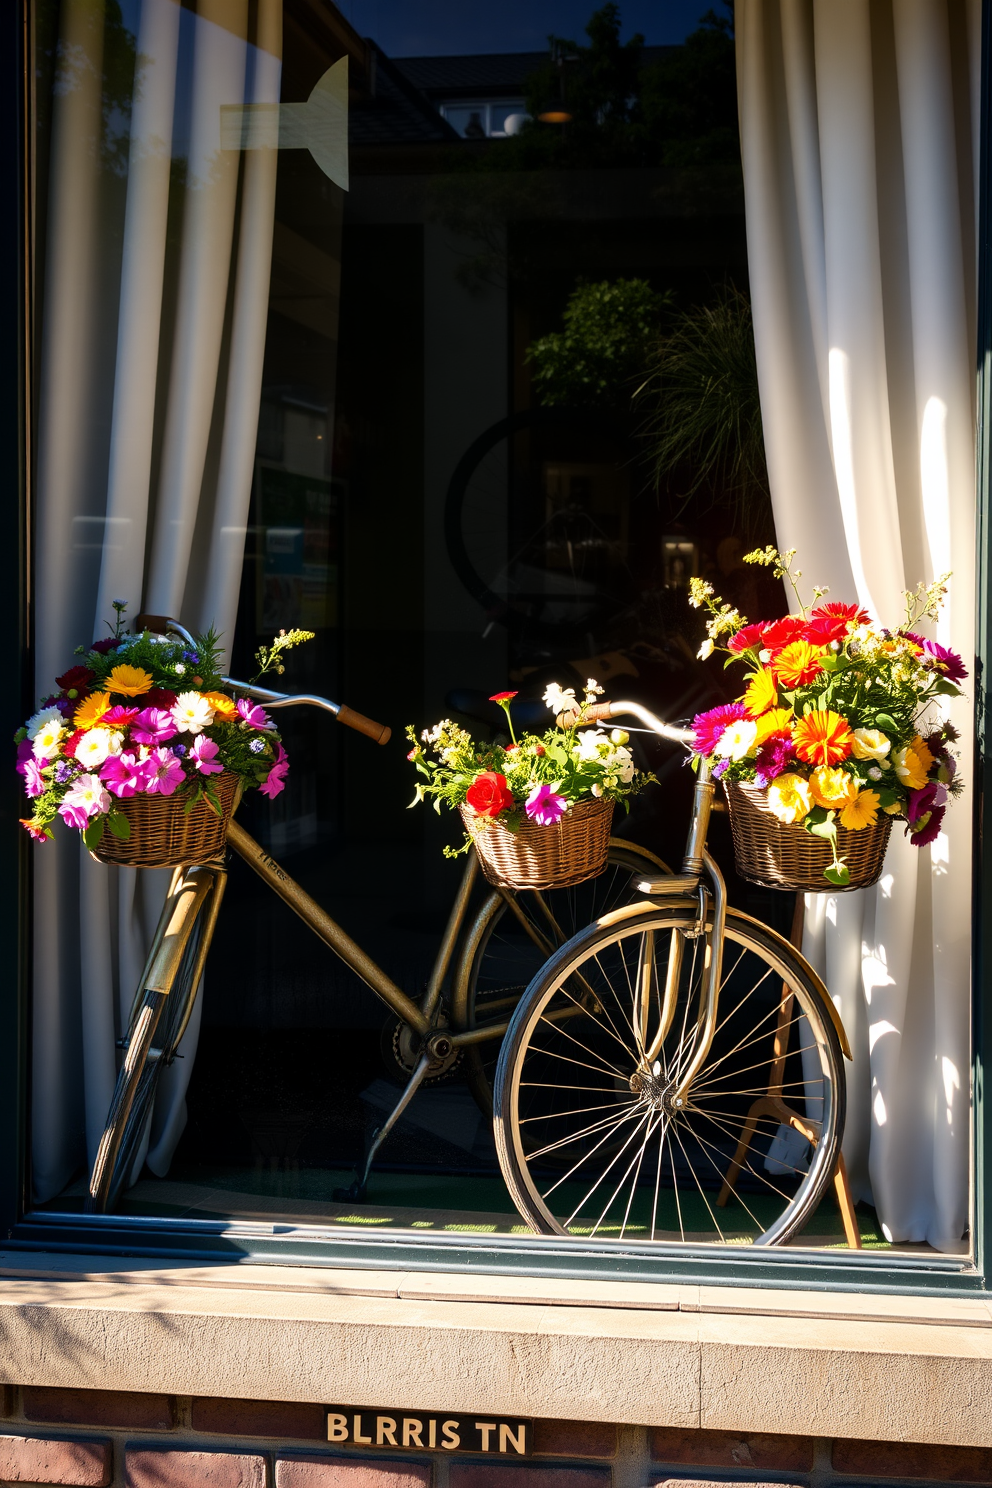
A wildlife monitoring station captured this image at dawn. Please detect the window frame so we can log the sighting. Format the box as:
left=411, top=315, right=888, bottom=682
left=3, top=0, right=992, bottom=1298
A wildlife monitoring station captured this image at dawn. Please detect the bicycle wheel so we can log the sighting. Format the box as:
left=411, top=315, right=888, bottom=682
left=454, top=839, right=671, bottom=1115
left=494, top=902, right=845, bottom=1246
left=85, top=864, right=227, bottom=1213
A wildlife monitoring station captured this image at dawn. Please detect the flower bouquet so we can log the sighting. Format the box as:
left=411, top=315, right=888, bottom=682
left=407, top=681, right=653, bottom=890
left=690, top=548, right=965, bottom=890
left=16, top=603, right=313, bottom=867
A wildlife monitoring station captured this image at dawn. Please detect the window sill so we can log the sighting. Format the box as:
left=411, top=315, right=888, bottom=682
left=0, top=1252, right=990, bottom=1447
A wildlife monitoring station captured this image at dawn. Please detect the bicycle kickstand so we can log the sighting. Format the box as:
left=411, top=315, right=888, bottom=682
left=333, top=1050, right=433, bottom=1203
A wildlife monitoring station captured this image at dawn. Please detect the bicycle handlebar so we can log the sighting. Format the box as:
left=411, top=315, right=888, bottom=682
left=134, top=616, right=391, bottom=745
left=558, top=699, right=693, bottom=748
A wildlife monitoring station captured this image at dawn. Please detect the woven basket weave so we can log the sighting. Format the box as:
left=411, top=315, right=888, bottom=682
left=724, top=778, right=892, bottom=892
left=459, top=797, right=614, bottom=891
left=91, top=771, right=240, bottom=869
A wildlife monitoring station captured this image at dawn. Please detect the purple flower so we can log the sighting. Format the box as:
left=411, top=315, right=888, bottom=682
left=259, top=743, right=289, bottom=799
left=922, top=639, right=968, bottom=683
left=132, top=707, right=178, bottom=746
left=190, top=734, right=223, bottom=776
left=525, top=782, right=568, bottom=826
left=143, top=747, right=186, bottom=797
left=908, top=804, right=945, bottom=847
left=711, top=759, right=730, bottom=780
left=754, top=736, right=794, bottom=788
left=237, top=697, right=273, bottom=730
left=58, top=800, right=91, bottom=831
left=907, top=781, right=948, bottom=825
left=692, top=703, right=746, bottom=757
left=23, top=758, right=47, bottom=799
left=90, top=636, right=123, bottom=655
left=55, top=762, right=74, bottom=783
left=100, top=751, right=146, bottom=799
left=15, top=738, right=33, bottom=776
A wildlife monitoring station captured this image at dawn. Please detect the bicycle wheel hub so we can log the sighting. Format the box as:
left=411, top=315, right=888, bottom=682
left=629, top=1063, right=685, bottom=1111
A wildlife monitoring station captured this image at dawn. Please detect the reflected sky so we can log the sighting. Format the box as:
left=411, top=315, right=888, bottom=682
left=337, top=0, right=714, bottom=55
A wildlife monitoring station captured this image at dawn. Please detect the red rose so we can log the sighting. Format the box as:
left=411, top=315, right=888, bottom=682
left=465, top=771, right=514, bottom=818
left=142, top=687, right=178, bottom=710
left=56, top=665, right=95, bottom=692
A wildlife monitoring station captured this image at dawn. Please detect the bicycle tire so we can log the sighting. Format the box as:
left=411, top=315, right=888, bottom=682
left=494, top=902, right=845, bottom=1247
left=454, top=839, right=671, bottom=1116
left=85, top=865, right=226, bottom=1213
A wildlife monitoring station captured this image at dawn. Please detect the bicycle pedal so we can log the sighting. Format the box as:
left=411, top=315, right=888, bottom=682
left=333, top=1181, right=367, bottom=1203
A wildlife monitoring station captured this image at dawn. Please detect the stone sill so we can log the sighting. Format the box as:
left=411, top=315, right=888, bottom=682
left=0, top=1251, right=990, bottom=1449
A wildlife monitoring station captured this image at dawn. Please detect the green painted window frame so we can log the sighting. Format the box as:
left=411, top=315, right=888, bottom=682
left=3, top=0, right=992, bottom=1297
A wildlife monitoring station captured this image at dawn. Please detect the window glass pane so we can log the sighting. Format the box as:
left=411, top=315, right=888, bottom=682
left=26, top=0, right=974, bottom=1263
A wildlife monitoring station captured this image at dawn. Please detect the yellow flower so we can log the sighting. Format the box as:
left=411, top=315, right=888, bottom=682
left=850, top=727, right=891, bottom=761
left=107, top=664, right=153, bottom=697
left=203, top=691, right=237, bottom=719
left=767, top=772, right=813, bottom=824
left=753, top=707, right=794, bottom=746
left=809, top=766, right=857, bottom=810
left=839, top=789, right=881, bottom=831
left=742, top=668, right=777, bottom=718
left=893, top=743, right=929, bottom=790
left=74, top=691, right=113, bottom=729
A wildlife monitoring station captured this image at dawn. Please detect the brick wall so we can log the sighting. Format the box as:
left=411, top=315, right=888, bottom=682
left=0, top=1386, right=987, bottom=1488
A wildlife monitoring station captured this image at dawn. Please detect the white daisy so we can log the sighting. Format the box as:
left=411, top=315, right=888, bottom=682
left=170, top=692, right=215, bottom=735
left=26, top=705, right=64, bottom=740
left=32, top=716, right=65, bottom=759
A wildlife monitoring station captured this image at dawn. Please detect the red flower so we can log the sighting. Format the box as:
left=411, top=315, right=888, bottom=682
left=102, top=705, right=140, bottom=727
left=802, top=615, right=849, bottom=646
left=141, top=687, right=178, bottom=710
left=465, top=771, right=514, bottom=818
left=63, top=729, right=85, bottom=757
left=90, top=636, right=123, bottom=654
left=812, top=601, right=870, bottom=625
left=761, top=616, right=806, bottom=653
left=728, top=623, right=768, bottom=655
left=489, top=691, right=518, bottom=703
left=55, top=665, right=95, bottom=693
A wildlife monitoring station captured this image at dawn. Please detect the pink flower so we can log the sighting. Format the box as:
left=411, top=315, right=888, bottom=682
left=191, top=735, right=223, bottom=775
left=23, top=757, right=47, bottom=798
left=58, top=800, right=91, bottom=831
left=692, top=703, right=746, bottom=756
left=143, top=747, right=186, bottom=796
left=102, top=705, right=140, bottom=727
left=525, top=782, right=568, bottom=825
left=754, top=736, right=794, bottom=788
left=922, top=639, right=968, bottom=683
left=61, top=773, right=111, bottom=822
left=100, top=752, right=146, bottom=798
left=15, top=738, right=34, bottom=775
left=259, top=744, right=289, bottom=799
left=237, top=697, right=273, bottom=730
left=131, top=707, right=178, bottom=746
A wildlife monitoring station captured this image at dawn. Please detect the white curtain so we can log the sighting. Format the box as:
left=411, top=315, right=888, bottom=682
left=737, top=0, right=979, bottom=1249
left=32, top=0, right=281, bottom=1201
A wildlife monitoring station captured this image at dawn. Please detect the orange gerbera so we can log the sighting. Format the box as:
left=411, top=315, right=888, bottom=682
left=73, top=691, right=113, bottom=729
left=742, top=667, right=777, bottom=718
left=107, top=663, right=153, bottom=697
left=792, top=709, right=854, bottom=766
left=753, top=707, right=794, bottom=746
left=772, top=640, right=825, bottom=690
left=203, top=691, right=237, bottom=719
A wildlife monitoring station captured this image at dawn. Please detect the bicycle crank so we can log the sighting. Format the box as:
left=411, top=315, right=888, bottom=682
left=381, top=1014, right=463, bottom=1085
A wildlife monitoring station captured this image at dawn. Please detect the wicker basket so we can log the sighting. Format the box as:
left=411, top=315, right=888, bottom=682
left=723, top=779, right=892, bottom=892
left=459, top=797, right=614, bottom=891
left=91, top=771, right=241, bottom=869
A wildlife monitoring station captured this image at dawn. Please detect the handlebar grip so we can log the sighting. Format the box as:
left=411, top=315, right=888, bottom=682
left=337, top=704, right=392, bottom=746
left=135, top=613, right=175, bottom=634
left=557, top=700, right=615, bottom=727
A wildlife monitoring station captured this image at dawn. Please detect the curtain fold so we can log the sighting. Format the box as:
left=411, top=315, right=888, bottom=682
left=737, top=0, right=978, bottom=1249
left=32, top=0, right=281, bottom=1201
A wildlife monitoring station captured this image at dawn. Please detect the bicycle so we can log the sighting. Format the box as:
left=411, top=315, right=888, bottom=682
left=492, top=697, right=852, bottom=1248
left=86, top=619, right=669, bottom=1213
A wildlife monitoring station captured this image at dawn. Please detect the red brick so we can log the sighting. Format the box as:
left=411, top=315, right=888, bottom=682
left=532, top=1421, right=616, bottom=1459
left=275, top=1460, right=430, bottom=1488
left=193, top=1398, right=326, bottom=1441
left=651, top=1426, right=813, bottom=1473
left=126, top=1447, right=266, bottom=1487
left=0, top=1434, right=111, bottom=1486
left=833, top=1438, right=992, bottom=1481
left=24, top=1387, right=174, bottom=1431
left=450, top=1468, right=609, bottom=1488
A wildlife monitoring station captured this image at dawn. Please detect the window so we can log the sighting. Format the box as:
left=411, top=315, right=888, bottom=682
left=5, top=0, right=989, bottom=1294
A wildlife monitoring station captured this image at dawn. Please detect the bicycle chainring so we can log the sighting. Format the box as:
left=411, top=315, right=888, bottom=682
left=382, top=1014, right=463, bottom=1085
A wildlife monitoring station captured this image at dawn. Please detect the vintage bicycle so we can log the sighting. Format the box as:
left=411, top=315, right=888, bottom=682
left=86, top=619, right=669, bottom=1213
left=492, top=697, right=852, bottom=1248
